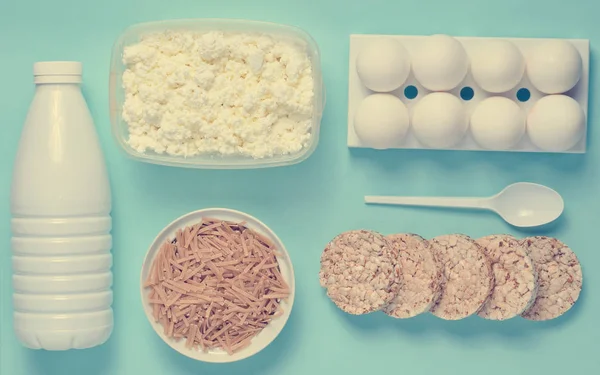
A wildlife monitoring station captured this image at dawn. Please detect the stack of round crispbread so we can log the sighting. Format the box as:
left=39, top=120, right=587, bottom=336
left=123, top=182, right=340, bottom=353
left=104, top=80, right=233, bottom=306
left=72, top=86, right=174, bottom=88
left=319, top=231, right=582, bottom=322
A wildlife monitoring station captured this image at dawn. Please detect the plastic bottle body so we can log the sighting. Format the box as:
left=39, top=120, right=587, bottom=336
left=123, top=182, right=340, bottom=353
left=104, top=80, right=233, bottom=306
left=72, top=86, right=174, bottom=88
left=11, top=78, right=113, bottom=350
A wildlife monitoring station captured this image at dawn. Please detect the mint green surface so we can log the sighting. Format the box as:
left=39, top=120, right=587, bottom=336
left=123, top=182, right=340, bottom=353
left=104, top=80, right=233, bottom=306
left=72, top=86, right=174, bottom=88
left=1, top=0, right=599, bottom=374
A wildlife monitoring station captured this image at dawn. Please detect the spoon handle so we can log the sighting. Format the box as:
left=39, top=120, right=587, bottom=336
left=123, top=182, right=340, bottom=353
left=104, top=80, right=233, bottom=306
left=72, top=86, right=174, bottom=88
left=364, top=195, right=490, bottom=210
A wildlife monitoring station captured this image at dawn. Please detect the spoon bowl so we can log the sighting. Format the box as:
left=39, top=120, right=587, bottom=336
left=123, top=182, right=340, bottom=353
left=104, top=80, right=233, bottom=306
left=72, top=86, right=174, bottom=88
left=488, top=183, right=564, bottom=227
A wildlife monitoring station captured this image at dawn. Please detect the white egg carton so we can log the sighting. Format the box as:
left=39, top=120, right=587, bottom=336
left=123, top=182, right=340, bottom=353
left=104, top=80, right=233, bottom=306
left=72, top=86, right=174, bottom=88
left=347, top=34, right=590, bottom=153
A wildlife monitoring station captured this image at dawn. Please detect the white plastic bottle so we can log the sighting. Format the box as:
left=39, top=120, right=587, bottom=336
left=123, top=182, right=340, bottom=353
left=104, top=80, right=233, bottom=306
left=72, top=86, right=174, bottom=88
left=11, top=62, right=113, bottom=350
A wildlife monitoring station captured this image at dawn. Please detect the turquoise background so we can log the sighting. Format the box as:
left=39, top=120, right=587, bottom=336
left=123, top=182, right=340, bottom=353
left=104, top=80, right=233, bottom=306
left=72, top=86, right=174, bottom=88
left=1, top=0, right=599, bottom=374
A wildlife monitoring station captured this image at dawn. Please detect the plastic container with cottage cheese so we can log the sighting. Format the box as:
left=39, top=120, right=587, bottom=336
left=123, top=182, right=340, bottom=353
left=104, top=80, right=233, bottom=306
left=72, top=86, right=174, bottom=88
left=109, top=19, right=325, bottom=169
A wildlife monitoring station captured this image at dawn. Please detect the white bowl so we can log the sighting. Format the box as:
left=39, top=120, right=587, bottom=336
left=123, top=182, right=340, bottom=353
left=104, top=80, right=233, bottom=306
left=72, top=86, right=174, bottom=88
left=139, top=208, right=295, bottom=363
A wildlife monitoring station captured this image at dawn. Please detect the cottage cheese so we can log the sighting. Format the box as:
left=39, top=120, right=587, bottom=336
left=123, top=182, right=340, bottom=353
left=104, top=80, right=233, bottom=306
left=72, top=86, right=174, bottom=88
left=121, top=30, right=315, bottom=159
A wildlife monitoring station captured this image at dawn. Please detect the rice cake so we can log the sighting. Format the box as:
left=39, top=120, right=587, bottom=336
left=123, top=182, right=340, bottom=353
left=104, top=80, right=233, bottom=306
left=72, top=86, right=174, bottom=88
left=520, top=236, right=582, bottom=321
left=383, top=234, right=442, bottom=319
left=429, top=234, right=494, bottom=320
left=319, top=230, right=400, bottom=315
left=476, top=235, right=537, bottom=320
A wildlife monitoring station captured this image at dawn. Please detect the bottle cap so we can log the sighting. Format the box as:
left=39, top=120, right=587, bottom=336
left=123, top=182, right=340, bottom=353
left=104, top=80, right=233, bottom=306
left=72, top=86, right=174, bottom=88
left=34, top=61, right=82, bottom=77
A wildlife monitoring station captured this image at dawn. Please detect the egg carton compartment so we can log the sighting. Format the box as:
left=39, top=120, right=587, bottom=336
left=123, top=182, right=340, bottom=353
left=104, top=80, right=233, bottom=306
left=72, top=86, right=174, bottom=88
left=347, top=34, right=589, bottom=153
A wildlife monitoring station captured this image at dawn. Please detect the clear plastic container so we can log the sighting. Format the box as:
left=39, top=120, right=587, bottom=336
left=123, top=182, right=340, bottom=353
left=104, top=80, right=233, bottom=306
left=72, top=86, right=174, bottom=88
left=109, top=18, right=325, bottom=169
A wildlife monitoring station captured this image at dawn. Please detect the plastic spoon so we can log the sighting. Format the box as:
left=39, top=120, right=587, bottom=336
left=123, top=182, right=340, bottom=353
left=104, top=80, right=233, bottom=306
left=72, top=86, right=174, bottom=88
left=364, top=182, right=564, bottom=228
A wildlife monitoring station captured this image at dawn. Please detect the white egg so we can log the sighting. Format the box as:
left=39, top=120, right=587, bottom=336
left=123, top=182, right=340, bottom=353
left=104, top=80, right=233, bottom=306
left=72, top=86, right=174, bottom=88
left=354, top=94, right=410, bottom=149
left=470, top=97, right=525, bottom=150
left=527, top=95, right=585, bottom=152
left=527, top=40, right=582, bottom=94
left=412, top=34, right=469, bottom=91
left=412, top=92, right=467, bottom=148
left=356, top=38, right=411, bottom=92
left=471, top=40, right=525, bottom=93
